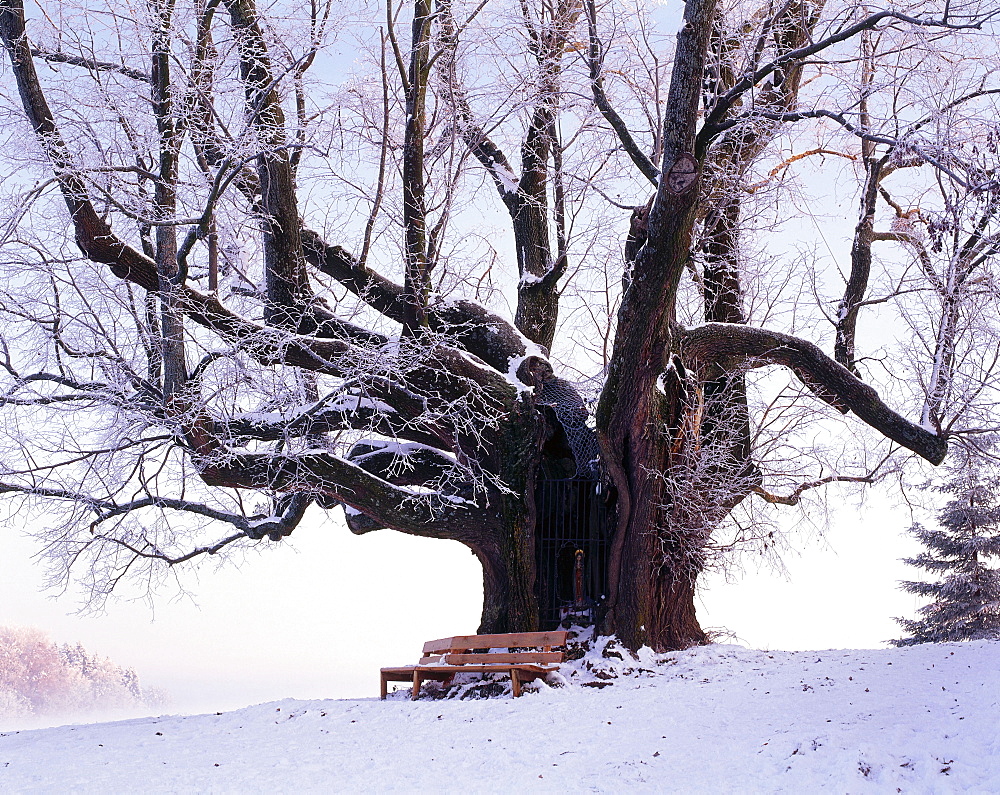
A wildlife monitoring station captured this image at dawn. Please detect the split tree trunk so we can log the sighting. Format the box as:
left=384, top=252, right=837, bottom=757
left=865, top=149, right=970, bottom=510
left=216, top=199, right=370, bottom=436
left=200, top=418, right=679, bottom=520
left=597, top=0, right=719, bottom=651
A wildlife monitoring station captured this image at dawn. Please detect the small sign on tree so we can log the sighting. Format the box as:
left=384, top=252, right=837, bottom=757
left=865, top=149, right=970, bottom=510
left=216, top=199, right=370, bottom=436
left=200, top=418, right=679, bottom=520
left=665, top=153, right=699, bottom=195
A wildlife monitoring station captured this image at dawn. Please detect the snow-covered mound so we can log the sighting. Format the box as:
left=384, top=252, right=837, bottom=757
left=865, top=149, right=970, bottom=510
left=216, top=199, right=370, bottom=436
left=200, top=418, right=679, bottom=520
left=2, top=641, right=998, bottom=792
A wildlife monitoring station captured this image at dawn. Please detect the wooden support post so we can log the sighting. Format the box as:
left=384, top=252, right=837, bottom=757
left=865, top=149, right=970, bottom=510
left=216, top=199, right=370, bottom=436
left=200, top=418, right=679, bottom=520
left=411, top=671, right=424, bottom=700
left=380, top=673, right=387, bottom=700
left=511, top=668, right=521, bottom=698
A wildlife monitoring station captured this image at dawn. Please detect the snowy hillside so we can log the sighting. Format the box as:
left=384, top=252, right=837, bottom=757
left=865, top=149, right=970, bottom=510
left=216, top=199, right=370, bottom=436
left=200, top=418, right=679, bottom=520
left=2, top=640, right=998, bottom=792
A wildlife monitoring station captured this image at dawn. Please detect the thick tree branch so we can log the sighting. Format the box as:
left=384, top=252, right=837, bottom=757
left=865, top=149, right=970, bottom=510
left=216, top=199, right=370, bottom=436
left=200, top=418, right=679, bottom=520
left=199, top=450, right=486, bottom=541
left=436, top=2, right=521, bottom=210
left=681, top=323, right=947, bottom=463
left=399, top=0, right=434, bottom=331
left=30, top=47, right=150, bottom=82
left=220, top=392, right=447, bottom=449
left=718, top=108, right=898, bottom=146
left=302, top=228, right=532, bottom=372
left=221, top=0, right=312, bottom=326
left=436, top=0, right=567, bottom=349
left=301, top=228, right=405, bottom=317
left=347, top=440, right=460, bottom=488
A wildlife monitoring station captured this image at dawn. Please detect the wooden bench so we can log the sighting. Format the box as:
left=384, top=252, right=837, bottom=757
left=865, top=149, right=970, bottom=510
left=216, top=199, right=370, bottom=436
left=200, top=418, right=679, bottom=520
left=380, top=630, right=569, bottom=699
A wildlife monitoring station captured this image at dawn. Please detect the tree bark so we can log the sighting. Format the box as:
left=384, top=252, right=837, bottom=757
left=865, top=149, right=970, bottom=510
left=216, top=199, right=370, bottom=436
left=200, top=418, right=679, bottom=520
left=597, top=0, right=718, bottom=652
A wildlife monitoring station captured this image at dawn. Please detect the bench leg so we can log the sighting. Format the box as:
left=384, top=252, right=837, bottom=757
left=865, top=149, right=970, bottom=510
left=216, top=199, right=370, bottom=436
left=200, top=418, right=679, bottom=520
left=411, top=671, right=424, bottom=700
left=380, top=673, right=387, bottom=700
left=511, top=668, right=521, bottom=698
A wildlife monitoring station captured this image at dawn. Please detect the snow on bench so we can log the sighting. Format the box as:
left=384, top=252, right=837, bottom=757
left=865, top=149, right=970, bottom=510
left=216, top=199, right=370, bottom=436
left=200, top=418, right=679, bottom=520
left=380, top=631, right=569, bottom=699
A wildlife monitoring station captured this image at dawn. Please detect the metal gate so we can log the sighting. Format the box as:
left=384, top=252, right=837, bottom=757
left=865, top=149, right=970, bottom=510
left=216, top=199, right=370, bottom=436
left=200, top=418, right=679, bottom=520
left=534, top=477, right=614, bottom=629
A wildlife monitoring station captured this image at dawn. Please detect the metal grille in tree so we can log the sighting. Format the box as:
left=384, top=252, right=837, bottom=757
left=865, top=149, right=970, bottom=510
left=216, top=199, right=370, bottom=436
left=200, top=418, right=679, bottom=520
left=534, top=477, right=614, bottom=630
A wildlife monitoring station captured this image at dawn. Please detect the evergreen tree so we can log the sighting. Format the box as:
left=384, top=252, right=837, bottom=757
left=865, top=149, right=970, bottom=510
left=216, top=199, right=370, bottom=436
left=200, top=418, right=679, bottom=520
left=892, top=444, right=1000, bottom=646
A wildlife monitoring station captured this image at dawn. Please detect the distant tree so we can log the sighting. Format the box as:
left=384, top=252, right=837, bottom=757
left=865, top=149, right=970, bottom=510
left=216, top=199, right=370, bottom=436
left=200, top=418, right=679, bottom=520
left=892, top=442, right=1000, bottom=645
left=0, top=625, right=165, bottom=720
left=0, top=626, right=80, bottom=715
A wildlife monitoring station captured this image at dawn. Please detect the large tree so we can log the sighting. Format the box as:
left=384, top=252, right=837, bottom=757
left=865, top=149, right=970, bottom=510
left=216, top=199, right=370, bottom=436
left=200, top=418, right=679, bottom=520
left=0, top=0, right=997, bottom=651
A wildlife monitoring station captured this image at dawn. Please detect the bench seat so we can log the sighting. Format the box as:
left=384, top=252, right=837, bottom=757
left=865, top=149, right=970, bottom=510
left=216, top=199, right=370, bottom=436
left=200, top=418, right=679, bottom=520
left=380, top=631, right=568, bottom=699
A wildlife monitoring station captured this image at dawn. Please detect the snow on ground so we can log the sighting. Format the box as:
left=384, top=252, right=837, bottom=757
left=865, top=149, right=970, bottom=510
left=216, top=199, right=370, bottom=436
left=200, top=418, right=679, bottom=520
left=2, top=639, right=998, bottom=793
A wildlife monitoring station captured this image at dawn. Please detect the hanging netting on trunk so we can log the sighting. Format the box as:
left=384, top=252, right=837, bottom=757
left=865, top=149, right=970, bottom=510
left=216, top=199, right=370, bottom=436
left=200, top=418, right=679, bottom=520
left=539, top=376, right=602, bottom=478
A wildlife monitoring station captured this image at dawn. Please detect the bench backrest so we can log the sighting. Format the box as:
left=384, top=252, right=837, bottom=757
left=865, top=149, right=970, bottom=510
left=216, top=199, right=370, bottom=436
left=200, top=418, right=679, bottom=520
left=419, top=631, right=569, bottom=666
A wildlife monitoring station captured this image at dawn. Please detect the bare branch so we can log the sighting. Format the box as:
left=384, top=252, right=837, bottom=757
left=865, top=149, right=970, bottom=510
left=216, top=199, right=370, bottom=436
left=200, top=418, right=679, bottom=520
left=29, top=47, right=150, bottom=82
left=585, top=0, right=659, bottom=184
